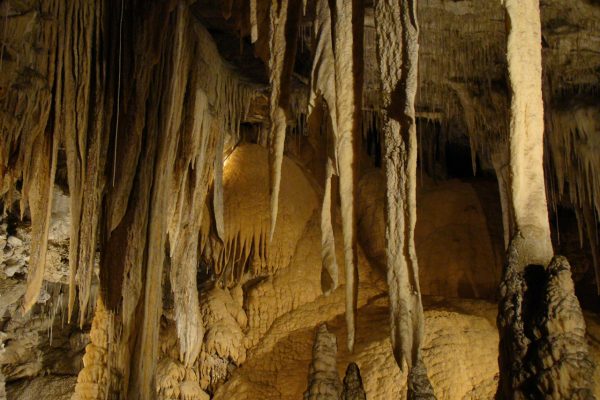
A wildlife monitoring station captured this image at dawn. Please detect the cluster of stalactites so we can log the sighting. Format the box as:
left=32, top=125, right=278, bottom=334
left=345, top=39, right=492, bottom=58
left=547, top=104, right=600, bottom=291
left=0, top=2, right=259, bottom=398
left=302, top=0, right=364, bottom=352
left=244, top=0, right=364, bottom=351
left=0, top=0, right=106, bottom=322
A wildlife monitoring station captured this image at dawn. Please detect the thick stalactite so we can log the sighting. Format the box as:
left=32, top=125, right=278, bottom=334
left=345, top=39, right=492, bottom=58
left=374, top=0, right=429, bottom=385
left=305, top=0, right=363, bottom=350
left=503, top=0, right=553, bottom=268
left=497, top=0, right=597, bottom=397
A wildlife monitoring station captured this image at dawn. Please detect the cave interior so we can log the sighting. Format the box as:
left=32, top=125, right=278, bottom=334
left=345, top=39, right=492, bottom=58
left=1, top=0, right=600, bottom=399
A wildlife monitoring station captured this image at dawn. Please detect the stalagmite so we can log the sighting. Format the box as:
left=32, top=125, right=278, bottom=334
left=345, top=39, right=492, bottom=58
left=72, top=298, right=117, bottom=400
left=304, top=324, right=342, bottom=400
left=407, top=359, right=436, bottom=400
left=497, top=246, right=596, bottom=397
left=374, top=0, right=427, bottom=373
left=342, top=363, right=366, bottom=400
left=332, top=0, right=363, bottom=352
left=3, top=0, right=600, bottom=398
left=198, top=286, right=248, bottom=391
left=503, top=0, right=553, bottom=268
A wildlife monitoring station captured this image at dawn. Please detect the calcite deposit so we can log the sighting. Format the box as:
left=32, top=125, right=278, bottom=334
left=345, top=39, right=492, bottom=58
left=1, top=0, right=600, bottom=399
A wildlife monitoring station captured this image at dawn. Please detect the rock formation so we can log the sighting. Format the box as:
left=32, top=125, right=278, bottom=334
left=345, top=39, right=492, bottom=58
left=374, top=0, right=431, bottom=391
left=304, top=324, right=343, bottom=400
left=1, top=0, right=600, bottom=399
left=342, top=362, right=367, bottom=400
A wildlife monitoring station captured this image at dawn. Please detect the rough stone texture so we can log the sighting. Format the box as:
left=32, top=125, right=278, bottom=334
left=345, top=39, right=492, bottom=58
left=357, top=170, right=503, bottom=299
left=7, top=375, right=77, bottom=400
left=214, top=293, right=499, bottom=400
left=201, top=144, right=318, bottom=283
left=504, top=0, right=554, bottom=268
left=304, top=324, right=342, bottom=400
left=497, top=248, right=596, bottom=399
left=1, top=0, right=600, bottom=398
left=374, top=0, right=427, bottom=376
left=342, top=362, right=366, bottom=400
left=407, top=358, right=436, bottom=400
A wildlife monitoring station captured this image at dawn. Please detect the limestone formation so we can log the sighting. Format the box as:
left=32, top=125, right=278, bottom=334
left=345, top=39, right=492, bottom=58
left=503, top=0, right=553, bottom=268
left=304, top=324, right=342, bottom=400
left=497, top=248, right=596, bottom=398
left=1, top=0, right=599, bottom=399
left=374, top=0, right=429, bottom=384
left=342, top=362, right=366, bottom=400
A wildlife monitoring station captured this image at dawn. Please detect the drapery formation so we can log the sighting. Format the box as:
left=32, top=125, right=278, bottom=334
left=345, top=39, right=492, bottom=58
left=0, top=0, right=107, bottom=318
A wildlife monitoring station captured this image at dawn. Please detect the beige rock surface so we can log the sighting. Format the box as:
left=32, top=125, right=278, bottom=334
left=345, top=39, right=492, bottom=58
left=358, top=170, right=503, bottom=300
left=7, top=375, right=77, bottom=400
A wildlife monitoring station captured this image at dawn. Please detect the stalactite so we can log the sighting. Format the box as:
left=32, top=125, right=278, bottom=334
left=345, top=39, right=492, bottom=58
left=200, top=144, right=318, bottom=285
left=213, top=129, right=225, bottom=241
left=264, top=0, right=304, bottom=244
left=61, top=0, right=109, bottom=325
left=332, top=0, right=363, bottom=352
left=168, top=89, right=217, bottom=368
left=21, top=128, right=59, bottom=312
left=0, top=0, right=60, bottom=314
left=320, top=165, right=338, bottom=293
left=503, top=0, right=553, bottom=268
left=492, top=149, right=514, bottom=249
left=267, top=0, right=292, bottom=241
left=308, top=0, right=339, bottom=294
left=132, top=6, right=190, bottom=398
left=250, top=0, right=259, bottom=43
left=374, top=0, right=427, bottom=373
left=548, top=104, right=600, bottom=292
